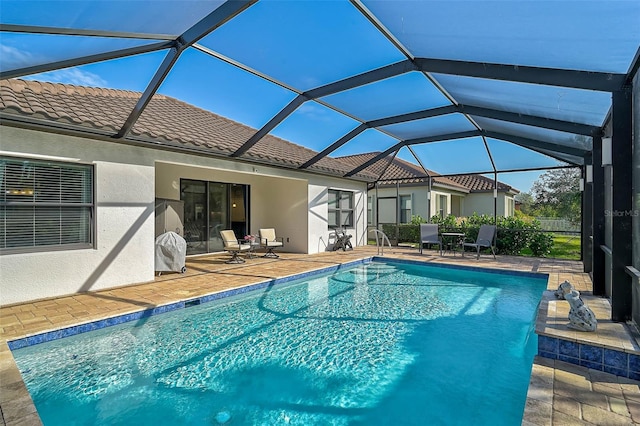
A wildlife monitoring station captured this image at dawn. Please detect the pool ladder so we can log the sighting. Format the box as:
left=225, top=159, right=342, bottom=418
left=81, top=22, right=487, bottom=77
left=370, top=229, right=392, bottom=255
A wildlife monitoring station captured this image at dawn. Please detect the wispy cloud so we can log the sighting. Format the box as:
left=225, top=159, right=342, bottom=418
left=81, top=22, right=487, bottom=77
left=2, top=43, right=108, bottom=87
left=297, top=102, right=333, bottom=121
left=1, top=44, right=34, bottom=69
left=25, top=68, right=108, bottom=87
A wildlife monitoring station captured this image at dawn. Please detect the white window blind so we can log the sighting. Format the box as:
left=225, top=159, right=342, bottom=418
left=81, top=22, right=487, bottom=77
left=0, top=157, right=93, bottom=251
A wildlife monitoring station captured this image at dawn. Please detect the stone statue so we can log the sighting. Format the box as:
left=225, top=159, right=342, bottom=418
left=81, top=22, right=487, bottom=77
left=554, top=280, right=597, bottom=332
left=554, top=280, right=573, bottom=300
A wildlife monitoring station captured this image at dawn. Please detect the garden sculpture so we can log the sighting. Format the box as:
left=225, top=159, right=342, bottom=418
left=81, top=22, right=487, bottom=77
left=555, top=280, right=597, bottom=332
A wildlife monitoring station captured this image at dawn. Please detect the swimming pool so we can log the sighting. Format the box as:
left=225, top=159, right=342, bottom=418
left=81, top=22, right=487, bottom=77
left=12, top=260, right=547, bottom=425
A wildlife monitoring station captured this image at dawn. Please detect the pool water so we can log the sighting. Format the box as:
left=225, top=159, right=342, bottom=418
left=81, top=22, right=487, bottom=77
left=13, top=261, right=547, bottom=425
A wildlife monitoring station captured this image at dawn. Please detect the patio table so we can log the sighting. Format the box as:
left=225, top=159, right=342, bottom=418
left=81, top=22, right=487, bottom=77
left=442, top=232, right=465, bottom=256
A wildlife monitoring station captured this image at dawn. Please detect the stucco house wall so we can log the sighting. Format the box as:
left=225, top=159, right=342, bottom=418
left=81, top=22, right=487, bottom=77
left=1, top=126, right=156, bottom=305
left=154, top=161, right=310, bottom=254
left=369, top=184, right=514, bottom=225
left=0, top=126, right=367, bottom=305
left=463, top=193, right=515, bottom=218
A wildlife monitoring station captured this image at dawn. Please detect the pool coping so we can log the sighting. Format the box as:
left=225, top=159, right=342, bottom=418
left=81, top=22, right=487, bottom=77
left=534, top=289, right=640, bottom=380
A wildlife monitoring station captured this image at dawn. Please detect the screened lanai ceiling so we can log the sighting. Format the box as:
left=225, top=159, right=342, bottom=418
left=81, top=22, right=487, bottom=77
left=1, top=0, right=639, bottom=183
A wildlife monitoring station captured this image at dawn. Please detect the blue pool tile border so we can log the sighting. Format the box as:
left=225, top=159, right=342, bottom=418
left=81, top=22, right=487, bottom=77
left=538, top=335, right=640, bottom=380
left=373, top=256, right=549, bottom=279
left=8, top=257, right=372, bottom=351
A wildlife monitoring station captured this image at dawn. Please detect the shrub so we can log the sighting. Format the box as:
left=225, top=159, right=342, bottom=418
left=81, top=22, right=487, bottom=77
left=410, top=215, right=425, bottom=225
left=430, top=214, right=461, bottom=232
left=495, top=215, right=531, bottom=255
left=399, top=224, right=420, bottom=243
left=380, top=213, right=554, bottom=256
left=380, top=223, right=397, bottom=241
left=528, top=232, right=554, bottom=257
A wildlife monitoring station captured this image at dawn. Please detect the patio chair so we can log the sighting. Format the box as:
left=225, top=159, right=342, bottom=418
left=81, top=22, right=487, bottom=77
left=462, top=224, right=497, bottom=259
left=259, top=228, right=284, bottom=258
left=220, top=229, right=252, bottom=263
left=419, top=224, right=442, bottom=255
left=332, top=229, right=353, bottom=251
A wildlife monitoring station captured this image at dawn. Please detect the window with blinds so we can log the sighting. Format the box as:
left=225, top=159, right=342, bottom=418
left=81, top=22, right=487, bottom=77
left=0, top=157, right=94, bottom=252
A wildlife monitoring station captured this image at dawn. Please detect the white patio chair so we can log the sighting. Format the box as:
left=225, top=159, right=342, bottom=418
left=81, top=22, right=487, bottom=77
left=220, top=229, right=252, bottom=263
left=259, top=228, right=284, bottom=258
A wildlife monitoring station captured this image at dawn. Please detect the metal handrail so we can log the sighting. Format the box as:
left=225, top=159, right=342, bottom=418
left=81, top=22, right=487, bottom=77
left=370, top=229, right=392, bottom=255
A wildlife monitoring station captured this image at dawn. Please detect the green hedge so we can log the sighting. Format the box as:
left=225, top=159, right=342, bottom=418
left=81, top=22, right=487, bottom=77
left=381, top=213, right=555, bottom=256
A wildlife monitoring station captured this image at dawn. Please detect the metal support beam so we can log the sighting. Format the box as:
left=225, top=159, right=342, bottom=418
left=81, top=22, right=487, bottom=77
left=232, top=95, right=307, bottom=157
left=180, top=0, right=256, bottom=46
left=460, top=104, right=598, bottom=136
left=610, top=88, right=633, bottom=321
left=236, top=60, right=415, bottom=158
left=115, top=0, right=255, bottom=139
left=367, top=103, right=596, bottom=136
left=377, top=148, right=401, bottom=183
left=582, top=154, right=593, bottom=272
left=368, top=105, right=458, bottom=127
left=405, top=130, right=481, bottom=146
left=0, top=23, right=175, bottom=40
left=407, top=145, right=431, bottom=178
left=305, top=60, right=416, bottom=98
left=299, top=124, right=368, bottom=169
left=414, top=57, right=626, bottom=92
left=115, top=46, right=181, bottom=138
left=592, top=135, right=606, bottom=296
left=1, top=41, right=173, bottom=80
left=344, top=142, right=405, bottom=177
left=532, top=148, right=585, bottom=167
left=493, top=173, right=498, bottom=223
left=483, top=131, right=587, bottom=158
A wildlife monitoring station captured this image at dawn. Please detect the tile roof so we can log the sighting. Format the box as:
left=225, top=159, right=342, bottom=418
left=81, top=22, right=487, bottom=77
left=0, top=79, right=519, bottom=193
left=336, top=153, right=466, bottom=191
left=446, top=174, right=517, bottom=193
left=0, top=79, right=375, bottom=180
left=336, top=152, right=518, bottom=193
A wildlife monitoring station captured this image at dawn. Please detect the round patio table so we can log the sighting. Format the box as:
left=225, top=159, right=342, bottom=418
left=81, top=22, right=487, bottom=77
left=441, top=232, right=465, bottom=256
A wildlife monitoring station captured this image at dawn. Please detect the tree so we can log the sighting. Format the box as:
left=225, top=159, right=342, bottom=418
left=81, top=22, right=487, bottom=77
left=514, top=192, right=535, bottom=215
left=530, top=168, right=581, bottom=223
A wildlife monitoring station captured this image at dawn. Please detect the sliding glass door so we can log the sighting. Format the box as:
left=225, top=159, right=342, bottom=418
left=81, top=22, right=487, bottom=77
left=207, top=183, right=228, bottom=253
left=181, top=179, right=249, bottom=255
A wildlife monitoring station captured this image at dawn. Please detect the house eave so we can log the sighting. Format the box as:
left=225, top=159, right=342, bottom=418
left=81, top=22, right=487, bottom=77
left=0, top=113, right=373, bottom=184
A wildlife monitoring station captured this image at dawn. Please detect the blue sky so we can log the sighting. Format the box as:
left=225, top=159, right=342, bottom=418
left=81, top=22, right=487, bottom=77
left=4, top=0, right=638, bottom=193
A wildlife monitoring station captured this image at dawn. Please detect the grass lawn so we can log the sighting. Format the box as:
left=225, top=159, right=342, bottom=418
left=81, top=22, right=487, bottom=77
left=520, top=233, right=581, bottom=260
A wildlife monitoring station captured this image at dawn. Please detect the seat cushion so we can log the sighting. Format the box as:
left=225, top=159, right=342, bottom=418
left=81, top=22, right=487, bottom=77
left=259, top=228, right=277, bottom=241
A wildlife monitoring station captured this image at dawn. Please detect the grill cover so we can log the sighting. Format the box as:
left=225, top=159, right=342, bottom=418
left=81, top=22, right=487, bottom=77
left=154, top=231, right=187, bottom=273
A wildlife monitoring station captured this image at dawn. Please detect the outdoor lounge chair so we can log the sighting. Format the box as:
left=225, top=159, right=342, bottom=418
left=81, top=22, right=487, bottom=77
left=462, top=224, right=497, bottom=259
left=259, top=228, right=284, bottom=258
left=220, top=229, right=252, bottom=263
left=332, top=229, right=353, bottom=251
left=419, top=224, right=442, bottom=255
